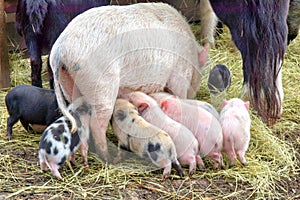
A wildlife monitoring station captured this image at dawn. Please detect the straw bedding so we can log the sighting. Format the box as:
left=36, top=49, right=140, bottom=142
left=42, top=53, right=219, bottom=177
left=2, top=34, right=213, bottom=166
left=0, top=24, right=299, bottom=199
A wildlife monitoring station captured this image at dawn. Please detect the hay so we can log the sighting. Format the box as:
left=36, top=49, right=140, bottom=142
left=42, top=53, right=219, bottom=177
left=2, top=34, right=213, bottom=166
left=0, top=25, right=299, bottom=199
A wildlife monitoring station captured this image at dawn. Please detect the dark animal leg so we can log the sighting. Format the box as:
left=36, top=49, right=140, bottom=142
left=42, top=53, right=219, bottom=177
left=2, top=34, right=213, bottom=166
left=20, top=119, right=30, bottom=132
left=6, top=116, right=19, bottom=140
left=47, top=58, right=54, bottom=89
left=24, top=28, right=43, bottom=88
left=30, top=56, right=43, bottom=88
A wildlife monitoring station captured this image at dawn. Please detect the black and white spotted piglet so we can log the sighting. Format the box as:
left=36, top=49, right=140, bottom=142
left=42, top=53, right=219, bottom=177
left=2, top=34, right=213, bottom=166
left=112, top=99, right=184, bottom=180
left=38, top=97, right=91, bottom=179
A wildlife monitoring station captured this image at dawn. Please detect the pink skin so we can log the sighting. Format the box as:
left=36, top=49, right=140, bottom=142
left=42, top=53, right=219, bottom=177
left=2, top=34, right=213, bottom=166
left=39, top=99, right=91, bottom=179
left=49, top=163, right=62, bottom=180
left=40, top=142, right=89, bottom=180
left=149, top=92, right=220, bottom=119
left=80, top=142, right=89, bottom=167
left=49, top=3, right=210, bottom=164
left=150, top=93, right=224, bottom=169
left=112, top=99, right=183, bottom=179
left=69, top=142, right=89, bottom=167
left=121, top=91, right=201, bottom=175
left=39, top=157, right=62, bottom=179
left=220, top=98, right=251, bottom=167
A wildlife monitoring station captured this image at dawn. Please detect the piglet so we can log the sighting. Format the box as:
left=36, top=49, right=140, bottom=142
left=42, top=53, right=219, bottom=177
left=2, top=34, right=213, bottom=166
left=150, top=92, right=219, bottom=120
left=150, top=93, right=224, bottom=169
left=112, top=99, right=183, bottom=179
left=219, top=98, right=251, bottom=167
left=182, top=99, right=219, bottom=120
left=5, top=84, right=61, bottom=140
left=121, top=92, right=201, bottom=176
left=38, top=97, right=91, bottom=179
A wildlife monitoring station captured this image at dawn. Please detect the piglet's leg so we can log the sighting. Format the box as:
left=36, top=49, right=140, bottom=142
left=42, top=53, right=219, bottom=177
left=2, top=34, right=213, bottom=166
left=70, top=153, right=76, bottom=163
left=48, top=162, right=62, bottom=180
left=172, top=160, right=184, bottom=177
left=226, top=150, right=237, bottom=167
left=80, top=141, right=89, bottom=167
left=209, top=152, right=224, bottom=170
left=236, top=150, right=248, bottom=166
left=162, top=162, right=172, bottom=180
left=187, top=156, right=197, bottom=176
left=113, top=143, right=126, bottom=164
left=40, top=160, right=48, bottom=171
left=196, top=155, right=205, bottom=170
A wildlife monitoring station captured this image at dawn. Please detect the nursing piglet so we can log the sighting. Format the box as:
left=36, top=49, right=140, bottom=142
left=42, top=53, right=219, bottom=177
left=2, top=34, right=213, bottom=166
left=150, top=92, right=219, bottom=119
left=5, top=84, right=61, bottom=140
left=38, top=98, right=91, bottom=179
left=150, top=93, right=224, bottom=169
left=112, top=99, right=183, bottom=179
left=122, top=92, right=201, bottom=175
left=219, top=98, right=251, bottom=167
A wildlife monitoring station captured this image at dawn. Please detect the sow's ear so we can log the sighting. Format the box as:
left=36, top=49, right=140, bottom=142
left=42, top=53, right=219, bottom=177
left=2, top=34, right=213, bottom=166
left=198, top=43, right=209, bottom=68
left=244, top=101, right=250, bottom=110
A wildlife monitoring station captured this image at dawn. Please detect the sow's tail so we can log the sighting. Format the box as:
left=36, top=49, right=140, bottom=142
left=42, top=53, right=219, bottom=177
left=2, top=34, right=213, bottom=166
left=51, top=51, right=77, bottom=134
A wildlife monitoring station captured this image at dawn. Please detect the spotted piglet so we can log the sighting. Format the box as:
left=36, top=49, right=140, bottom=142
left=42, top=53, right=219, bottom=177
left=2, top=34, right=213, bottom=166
left=38, top=97, right=91, bottom=179
left=112, top=99, right=184, bottom=180
left=122, top=92, right=201, bottom=176
left=219, top=98, right=251, bottom=167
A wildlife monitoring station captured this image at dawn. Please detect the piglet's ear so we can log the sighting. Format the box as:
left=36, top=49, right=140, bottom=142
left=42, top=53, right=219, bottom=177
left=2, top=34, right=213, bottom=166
left=161, top=100, right=168, bottom=110
left=138, top=103, right=149, bottom=113
left=222, top=100, right=228, bottom=108
left=244, top=101, right=250, bottom=110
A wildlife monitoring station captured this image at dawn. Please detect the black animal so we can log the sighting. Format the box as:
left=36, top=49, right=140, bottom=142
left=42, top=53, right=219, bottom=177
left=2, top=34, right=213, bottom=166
left=15, top=0, right=110, bottom=88
left=209, top=0, right=289, bottom=125
left=5, top=84, right=61, bottom=140
left=208, top=64, right=231, bottom=94
left=287, top=0, right=300, bottom=44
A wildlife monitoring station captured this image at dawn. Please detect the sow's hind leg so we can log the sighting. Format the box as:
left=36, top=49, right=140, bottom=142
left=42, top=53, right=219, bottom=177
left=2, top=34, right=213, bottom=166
left=73, top=63, right=120, bottom=163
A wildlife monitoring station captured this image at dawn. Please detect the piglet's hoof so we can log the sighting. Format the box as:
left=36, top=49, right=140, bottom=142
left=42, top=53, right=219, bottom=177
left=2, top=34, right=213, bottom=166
left=229, top=164, right=236, bottom=168
left=84, top=163, right=90, bottom=168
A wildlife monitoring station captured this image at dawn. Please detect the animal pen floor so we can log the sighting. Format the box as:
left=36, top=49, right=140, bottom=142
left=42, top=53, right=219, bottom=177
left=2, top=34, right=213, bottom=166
left=0, top=26, right=299, bottom=199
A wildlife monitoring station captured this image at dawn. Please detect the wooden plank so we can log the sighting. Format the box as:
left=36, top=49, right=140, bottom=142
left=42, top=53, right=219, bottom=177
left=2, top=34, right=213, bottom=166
left=0, top=0, right=11, bottom=89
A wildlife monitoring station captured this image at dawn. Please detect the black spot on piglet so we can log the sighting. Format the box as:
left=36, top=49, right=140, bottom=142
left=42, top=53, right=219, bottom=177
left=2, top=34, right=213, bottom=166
left=45, top=141, right=52, bottom=154
left=148, top=143, right=161, bottom=152
left=53, top=147, right=58, bottom=155
left=52, top=125, right=65, bottom=141
left=58, top=156, right=67, bottom=166
left=148, top=143, right=161, bottom=162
